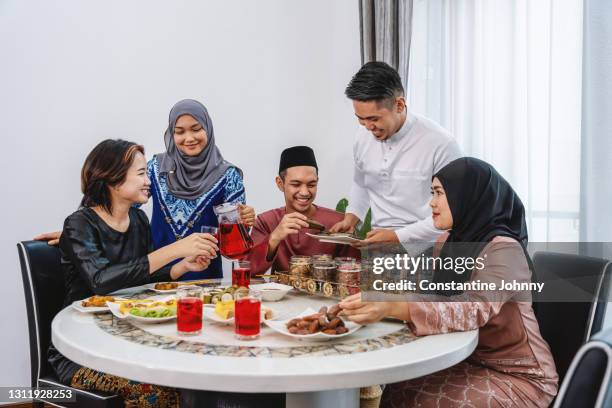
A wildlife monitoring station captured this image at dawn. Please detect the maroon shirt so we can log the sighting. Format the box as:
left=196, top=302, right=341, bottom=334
left=248, top=205, right=360, bottom=274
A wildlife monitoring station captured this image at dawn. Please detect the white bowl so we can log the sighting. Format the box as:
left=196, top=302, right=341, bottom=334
left=249, top=282, right=293, bottom=301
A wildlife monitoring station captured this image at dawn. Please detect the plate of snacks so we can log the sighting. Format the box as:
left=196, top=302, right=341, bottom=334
left=107, top=297, right=177, bottom=323
left=265, top=304, right=360, bottom=341
left=203, top=293, right=279, bottom=325
left=143, top=282, right=181, bottom=293
left=72, top=295, right=126, bottom=313
left=201, top=285, right=249, bottom=305
left=305, top=232, right=362, bottom=245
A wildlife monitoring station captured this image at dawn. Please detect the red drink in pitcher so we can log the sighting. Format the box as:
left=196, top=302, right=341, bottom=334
left=232, top=261, right=251, bottom=288
left=177, top=286, right=203, bottom=335
left=234, top=295, right=261, bottom=340
left=219, top=223, right=253, bottom=259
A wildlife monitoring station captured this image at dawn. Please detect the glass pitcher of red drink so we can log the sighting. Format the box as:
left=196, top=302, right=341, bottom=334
left=213, top=203, right=253, bottom=260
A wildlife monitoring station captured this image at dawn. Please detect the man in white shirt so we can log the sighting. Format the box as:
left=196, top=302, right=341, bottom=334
left=330, top=61, right=461, bottom=246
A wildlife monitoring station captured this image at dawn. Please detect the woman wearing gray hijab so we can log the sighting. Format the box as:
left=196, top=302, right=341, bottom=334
left=149, top=99, right=255, bottom=280
left=34, top=99, right=254, bottom=279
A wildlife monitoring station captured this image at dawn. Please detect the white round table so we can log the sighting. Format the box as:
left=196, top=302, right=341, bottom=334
left=52, top=287, right=478, bottom=408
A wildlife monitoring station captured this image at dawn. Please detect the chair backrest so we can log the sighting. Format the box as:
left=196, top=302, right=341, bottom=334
left=592, top=262, right=612, bottom=336
left=17, top=240, right=65, bottom=387
left=554, top=327, right=612, bottom=408
left=532, top=252, right=610, bottom=384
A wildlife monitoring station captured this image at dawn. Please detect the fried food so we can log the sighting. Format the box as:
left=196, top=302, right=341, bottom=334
left=261, top=307, right=274, bottom=321
left=154, top=282, right=178, bottom=290
left=81, top=295, right=115, bottom=308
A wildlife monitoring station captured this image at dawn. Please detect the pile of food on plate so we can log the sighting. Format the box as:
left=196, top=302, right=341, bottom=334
left=154, top=282, right=179, bottom=290
left=202, top=285, right=249, bottom=305
left=81, top=295, right=116, bottom=307
left=212, top=292, right=275, bottom=321
left=286, top=304, right=348, bottom=335
left=118, top=299, right=177, bottom=318
left=214, top=293, right=235, bottom=319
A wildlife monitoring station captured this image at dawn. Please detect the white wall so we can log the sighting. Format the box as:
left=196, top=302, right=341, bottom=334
left=0, top=0, right=360, bottom=387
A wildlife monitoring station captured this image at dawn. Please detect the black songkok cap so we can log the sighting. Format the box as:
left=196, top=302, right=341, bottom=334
left=279, top=146, right=318, bottom=173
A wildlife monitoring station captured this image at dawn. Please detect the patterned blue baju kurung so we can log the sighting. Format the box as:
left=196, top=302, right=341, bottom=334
left=148, top=155, right=246, bottom=280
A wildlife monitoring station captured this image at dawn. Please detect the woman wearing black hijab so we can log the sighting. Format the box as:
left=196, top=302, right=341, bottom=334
left=340, top=158, right=558, bottom=407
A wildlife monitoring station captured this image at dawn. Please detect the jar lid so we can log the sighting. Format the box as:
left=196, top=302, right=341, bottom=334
left=312, top=254, right=333, bottom=261
left=290, top=255, right=312, bottom=263
left=313, top=260, right=336, bottom=268
left=337, top=263, right=361, bottom=272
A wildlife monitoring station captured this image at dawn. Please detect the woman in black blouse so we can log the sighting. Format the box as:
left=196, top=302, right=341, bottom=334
left=49, top=139, right=218, bottom=407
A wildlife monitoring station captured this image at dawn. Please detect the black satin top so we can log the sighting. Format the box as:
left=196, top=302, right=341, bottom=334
left=48, top=207, right=172, bottom=384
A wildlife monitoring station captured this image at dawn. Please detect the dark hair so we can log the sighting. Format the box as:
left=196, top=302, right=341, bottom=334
left=278, top=168, right=318, bottom=182
left=80, top=139, right=145, bottom=214
left=345, top=61, right=404, bottom=107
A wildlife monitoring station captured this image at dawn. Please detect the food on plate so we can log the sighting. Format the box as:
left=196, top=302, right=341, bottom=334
left=117, top=299, right=176, bottom=318
left=261, top=306, right=275, bottom=321
left=203, top=285, right=248, bottom=304
left=317, top=232, right=357, bottom=238
left=306, top=219, right=326, bottom=232
left=285, top=305, right=348, bottom=335
left=214, top=293, right=235, bottom=319
left=154, top=282, right=179, bottom=290
left=81, top=295, right=115, bottom=307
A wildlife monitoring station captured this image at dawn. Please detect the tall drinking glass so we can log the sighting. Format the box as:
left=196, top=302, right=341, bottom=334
left=201, top=225, right=219, bottom=241
left=232, top=260, right=251, bottom=288
left=177, top=286, right=203, bottom=335
left=234, top=290, right=261, bottom=340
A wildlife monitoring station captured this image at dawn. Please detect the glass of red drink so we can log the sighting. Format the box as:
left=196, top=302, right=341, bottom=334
left=232, top=260, right=251, bottom=288
left=177, top=286, right=203, bottom=335
left=234, top=289, right=261, bottom=340
left=201, top=225, right=219, bottom=241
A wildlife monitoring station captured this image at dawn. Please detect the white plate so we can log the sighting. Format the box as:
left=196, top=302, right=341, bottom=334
left=106, top=297, right=177, bottom=323
left=203, top=304, right=279, bottom=325
left=249, top=282, right=293, bottom=301
left=265, top=308, right=361, bottom=341
left=203, top=304, right=233, bottom=324
left=145, top=279, right=224, bottom=293
left=71, top=298, right=126, bottom=314
left=143, top=283, right=182, bottom=293
left=305, top=232, right=362, bottom=245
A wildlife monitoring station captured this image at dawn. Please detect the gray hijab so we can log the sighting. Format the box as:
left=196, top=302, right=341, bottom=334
left=157, top=99, right=241, bottom=201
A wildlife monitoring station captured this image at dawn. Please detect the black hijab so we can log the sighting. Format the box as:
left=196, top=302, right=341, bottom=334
left=432, top=157, right=530, bottom=291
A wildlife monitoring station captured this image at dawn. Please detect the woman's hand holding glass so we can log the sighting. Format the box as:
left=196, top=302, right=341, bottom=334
left=169, top=233, right=217, bottom=279
left=174, top=232, right=219, bottom=259
left=180, top=255, right=212, bottom=272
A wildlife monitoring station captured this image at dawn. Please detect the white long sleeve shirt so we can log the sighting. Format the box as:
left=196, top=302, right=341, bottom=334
left=346, top=112, right=461, bottom=244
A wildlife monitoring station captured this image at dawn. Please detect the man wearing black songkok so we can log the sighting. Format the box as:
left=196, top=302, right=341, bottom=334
left=248, top=146, right=358, bottom=274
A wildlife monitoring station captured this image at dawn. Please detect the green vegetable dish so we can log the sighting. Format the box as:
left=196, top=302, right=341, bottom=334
left=129, top=307, right=176, bottom=318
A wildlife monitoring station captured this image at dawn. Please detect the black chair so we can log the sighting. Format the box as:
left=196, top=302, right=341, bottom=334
left=554, top=327, right=612, bottom=408
left=18, top=240, right=122, bottom=407
left=532, top=252, right=611, bottom=385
